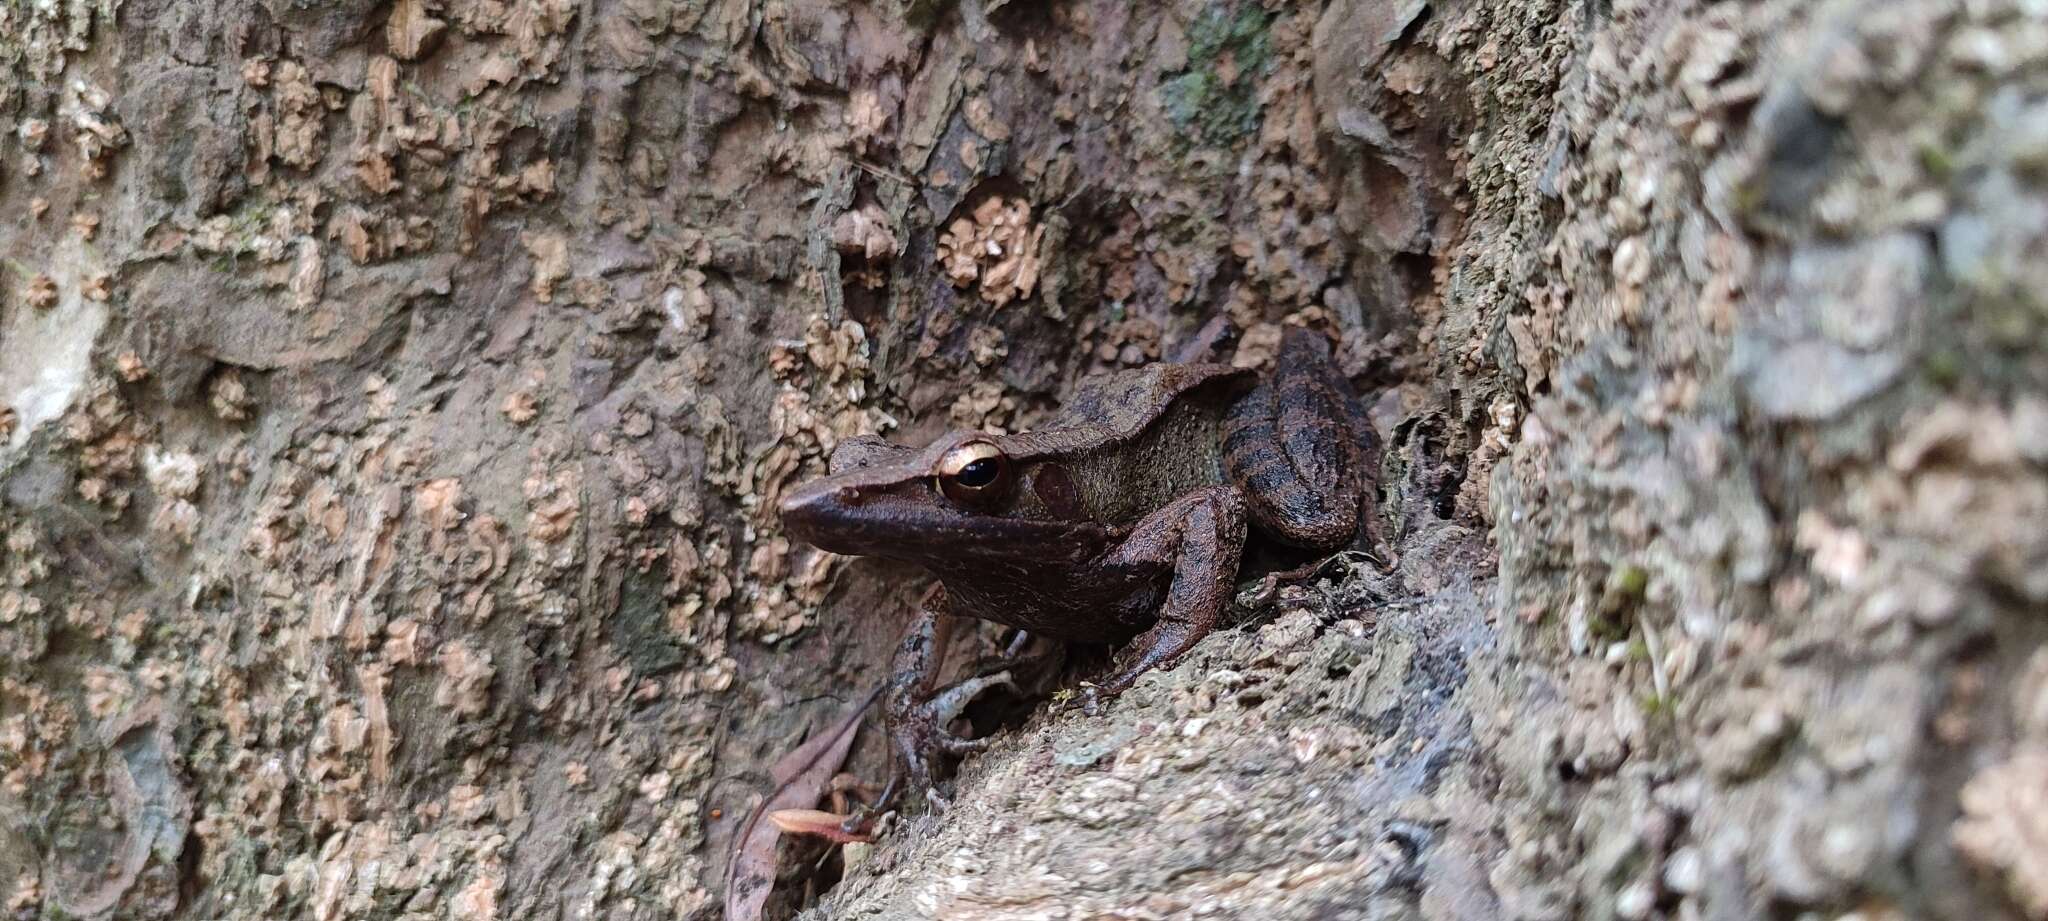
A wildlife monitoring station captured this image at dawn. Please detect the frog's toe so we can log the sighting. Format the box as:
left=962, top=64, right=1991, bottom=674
left=925, top=670, right=1014, bottom=725
left=937, top=733, right=994, bottom=756
left=917, top=671, right=1012, bottom=756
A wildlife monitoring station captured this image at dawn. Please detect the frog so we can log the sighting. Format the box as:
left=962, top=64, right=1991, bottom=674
left=777, top=325, right=1380, bottom=793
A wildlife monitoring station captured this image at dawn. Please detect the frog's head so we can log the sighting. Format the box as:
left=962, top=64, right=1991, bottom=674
left=778, top=431, right=1102, bottom=566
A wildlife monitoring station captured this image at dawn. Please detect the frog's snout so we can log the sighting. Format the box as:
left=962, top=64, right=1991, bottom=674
left=777, top=480, right=859, bottom=552
left=776, top=482, right=824, bottom=539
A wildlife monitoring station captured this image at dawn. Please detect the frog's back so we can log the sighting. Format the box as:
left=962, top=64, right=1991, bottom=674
left=1003, top=363, right=1254, bottom=525
left=1053, top=363, right=1251, bottom=438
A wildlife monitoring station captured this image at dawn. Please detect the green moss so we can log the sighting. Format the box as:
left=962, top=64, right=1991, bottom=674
left=1922, top=348, right=1963, bottom=388
left=1728, top=177, right=1768, bottom=219
left=1158, top=5, right=1275, bottom=147
left=611, top=572, right=687, bottom=676
left=1985, top=298, right=2040, bottom=346
left=1590, top=564, right=1648, bottom=641
left=1607, top=564, right=1648, bottom=598
left=1588, top=609, right=1632, bottom=643
left=1918, top=143, right=1955, bottom=180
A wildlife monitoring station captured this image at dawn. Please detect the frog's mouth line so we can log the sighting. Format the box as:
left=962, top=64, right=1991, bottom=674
left=778, top=481, right=1105, bottom=562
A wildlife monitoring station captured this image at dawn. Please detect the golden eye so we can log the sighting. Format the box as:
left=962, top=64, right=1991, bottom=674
left=936, top=440, right=1011, bottom=506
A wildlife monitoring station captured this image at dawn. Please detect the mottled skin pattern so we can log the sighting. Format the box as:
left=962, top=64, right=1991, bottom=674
left=779, top=327, right=1378, bottom=791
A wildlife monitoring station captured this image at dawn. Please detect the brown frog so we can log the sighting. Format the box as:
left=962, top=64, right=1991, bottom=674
left=778, top=326, right=1379, bottom=791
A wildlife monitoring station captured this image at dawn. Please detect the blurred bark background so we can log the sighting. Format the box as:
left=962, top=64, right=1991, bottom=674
left=3, top=0, right=2047, bottom=918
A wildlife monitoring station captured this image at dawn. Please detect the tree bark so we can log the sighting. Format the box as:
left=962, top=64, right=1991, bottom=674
left=2, top=0, right=2044, bottom=919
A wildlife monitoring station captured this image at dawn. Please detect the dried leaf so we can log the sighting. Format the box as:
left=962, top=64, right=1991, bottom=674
left=724, top=686, right=879, bottom=921
left=767, top=808, right=873, bottom=844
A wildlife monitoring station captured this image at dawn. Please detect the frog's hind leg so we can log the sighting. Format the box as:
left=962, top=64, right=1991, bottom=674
left=1084, top=486, right=1248, bottom=707
left=1221, top=326, right=1378, bottom=551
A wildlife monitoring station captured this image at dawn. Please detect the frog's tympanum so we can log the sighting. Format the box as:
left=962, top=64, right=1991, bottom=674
left=778, top=326, right=1379, bottom=790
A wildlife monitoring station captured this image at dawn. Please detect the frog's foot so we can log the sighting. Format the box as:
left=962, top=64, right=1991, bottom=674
left=1246, top=557, right=1338, bottom=606
left=1065, top=682, right=1109, bottom=717
left=1243, top=549, right=1393, bottom=607
left=886, top=670, right=1015, bottom=795
left=1246, top=552, right=1356, bottom=604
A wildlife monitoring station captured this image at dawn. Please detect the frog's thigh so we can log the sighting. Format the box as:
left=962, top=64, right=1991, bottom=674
left=1093, top=485, right=1248, bottom=694
left=1221, top=356, right=1364, bottom=550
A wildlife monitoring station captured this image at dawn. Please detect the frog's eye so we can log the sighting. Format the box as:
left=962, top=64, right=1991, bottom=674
left=936, top=440, right=1012, bottom=506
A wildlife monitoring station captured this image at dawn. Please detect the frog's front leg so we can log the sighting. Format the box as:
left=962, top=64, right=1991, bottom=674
left=1083, top=485, right=1249, bottom=709
left=884, top=593, right=1014, bottom=795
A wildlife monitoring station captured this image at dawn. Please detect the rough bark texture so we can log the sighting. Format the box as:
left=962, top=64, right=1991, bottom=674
left=3, top=0, right=2046, bottom=920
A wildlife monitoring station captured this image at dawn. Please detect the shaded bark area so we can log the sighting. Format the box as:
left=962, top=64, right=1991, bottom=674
left=1, top=1, right=2045, bottom=920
